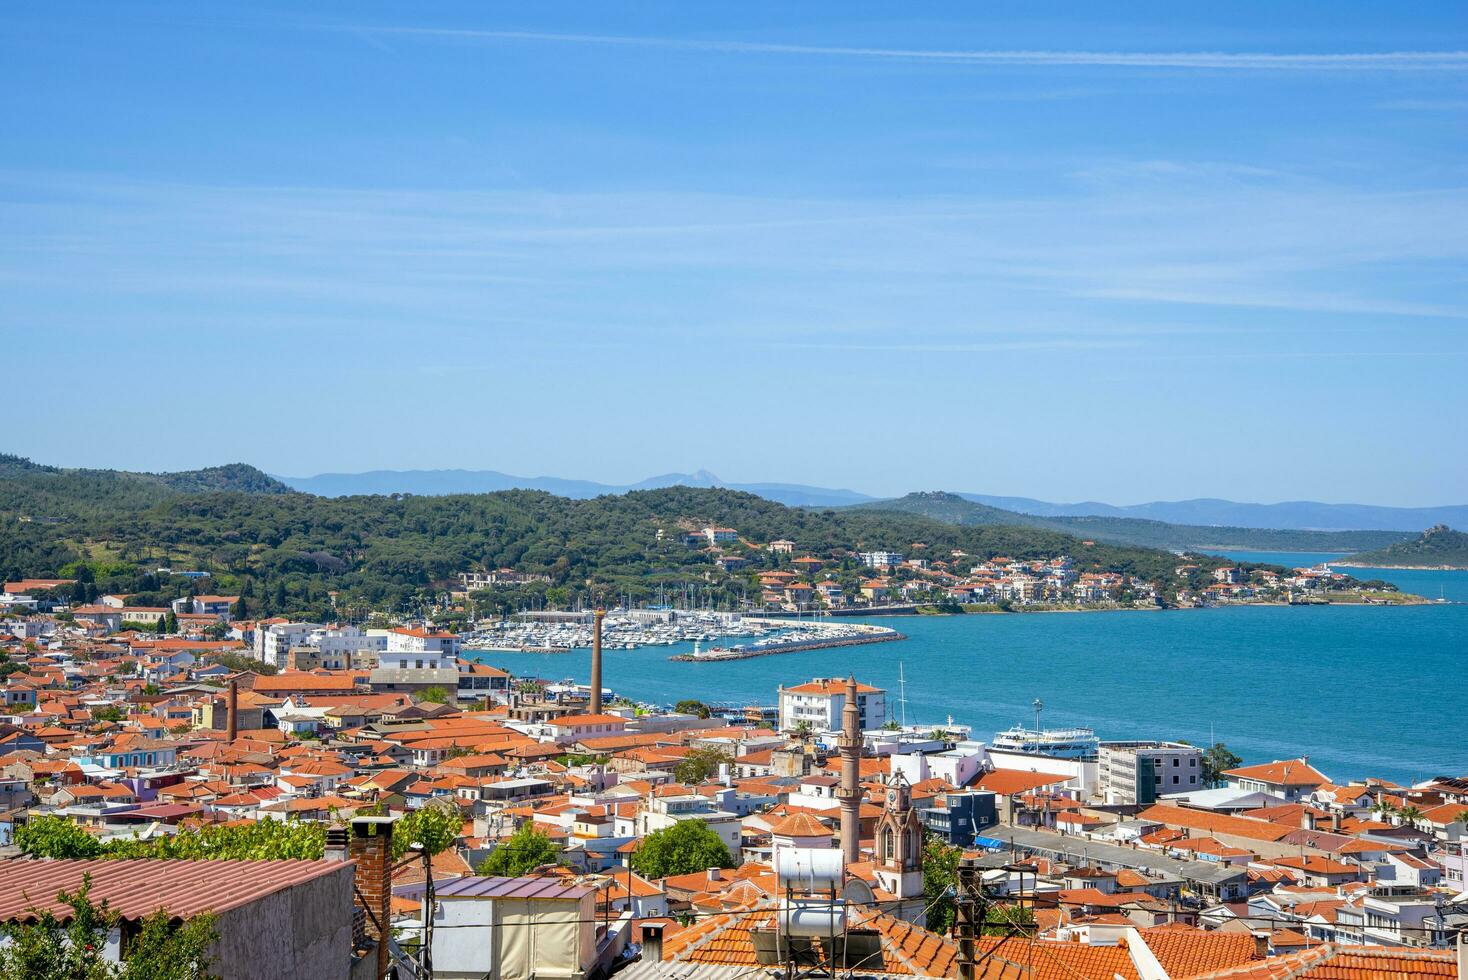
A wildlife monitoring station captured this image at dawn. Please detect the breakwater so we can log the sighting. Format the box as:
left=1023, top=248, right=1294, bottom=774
left=669, top=625, right=904, bottom=661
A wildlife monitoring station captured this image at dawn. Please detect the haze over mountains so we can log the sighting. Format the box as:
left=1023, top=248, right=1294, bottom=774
left=275, top=468, right=1468, bottom=533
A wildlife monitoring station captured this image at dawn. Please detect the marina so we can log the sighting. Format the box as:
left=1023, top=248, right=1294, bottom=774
left=462, top=610, right=784, bottom=653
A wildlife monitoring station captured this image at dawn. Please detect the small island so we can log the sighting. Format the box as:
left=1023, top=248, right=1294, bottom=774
left=1339, top=524, right=1468, bottom=570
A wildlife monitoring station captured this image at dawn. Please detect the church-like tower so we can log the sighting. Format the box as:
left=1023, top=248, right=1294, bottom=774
left=872, top=772, right=924, bottom=899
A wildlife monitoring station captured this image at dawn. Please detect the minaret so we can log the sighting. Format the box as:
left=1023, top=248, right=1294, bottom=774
left=590, top=608, right=605, bottom=714
left=836, top=675, right=863, bottom=867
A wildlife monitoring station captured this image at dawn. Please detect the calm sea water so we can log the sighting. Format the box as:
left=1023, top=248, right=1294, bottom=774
left=466, top=552, right=1466, bottom=786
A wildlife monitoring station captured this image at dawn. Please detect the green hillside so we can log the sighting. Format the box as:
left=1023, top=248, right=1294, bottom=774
left=1341, top=524, right=1468, bottom=568
left=0, top=457, right=1252, bottom=622
left=0, top=454, right=292, bottom=519
left=853, top=492, right=1410, bottom=553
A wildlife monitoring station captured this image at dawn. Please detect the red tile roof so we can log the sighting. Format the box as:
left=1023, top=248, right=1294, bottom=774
left=0, top=859, right=347, bottom=923
left=1192, top=944, right=1456, bottom=980
left=1222, top=759, right=1328, bottom=788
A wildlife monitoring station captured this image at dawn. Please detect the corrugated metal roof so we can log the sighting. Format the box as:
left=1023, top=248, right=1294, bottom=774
left=433, top=875, right=593, bottom=901
left=0, top=859, right=350, bottom=923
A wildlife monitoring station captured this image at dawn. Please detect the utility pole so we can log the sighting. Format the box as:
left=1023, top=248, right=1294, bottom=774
left=954, top=855, right=984, bottom=980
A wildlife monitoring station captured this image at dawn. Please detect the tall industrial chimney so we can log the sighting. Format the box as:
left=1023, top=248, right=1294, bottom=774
left=836, top=675, right=863, bottom=867
left=226, top=679, right=239, bottom=742
left=590, top=607, right=606, bottom=714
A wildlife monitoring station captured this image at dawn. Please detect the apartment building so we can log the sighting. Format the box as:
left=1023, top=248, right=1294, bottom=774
left=1099, top=741, right=1204, bottom=804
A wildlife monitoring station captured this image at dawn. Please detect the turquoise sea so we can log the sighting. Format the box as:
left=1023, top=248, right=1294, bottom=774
left=466, top=552, right=1466, bottom=786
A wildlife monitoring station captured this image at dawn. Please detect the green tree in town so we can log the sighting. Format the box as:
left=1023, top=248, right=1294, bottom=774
left=14, top=814, right=105, bottom=859
left=673, top=747, right=733, bottom=785
left=1200, top=743, right=1243, bottom=787
left=981, top=903, right=1035, bottom=937
left=392, top=804, right=462, bottom=861
left=162, top=609, right=178, bottom=634
left=629, top=819, right=733, bottom=880
left=417, top=686, right=451, bottom=704
left=17, top=813, right=328, bottom=861
left=674, top=699, right=712, bottom=719
left=921, top=834, right=961, bottom=933
left=477, top=823, right=561, bottom=877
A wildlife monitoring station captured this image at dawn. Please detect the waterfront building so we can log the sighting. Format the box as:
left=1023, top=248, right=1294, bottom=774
left=1099, top=740, right=1205, bottom=804
left=385, top=625, right=462, bottom=660
left=1222, top=757, right=1330, bottom=802
left=777, top=676, right=887, bottom=732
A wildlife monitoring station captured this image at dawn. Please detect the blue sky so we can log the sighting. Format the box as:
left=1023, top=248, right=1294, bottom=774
left=3, top=2, right=1466, bottom=504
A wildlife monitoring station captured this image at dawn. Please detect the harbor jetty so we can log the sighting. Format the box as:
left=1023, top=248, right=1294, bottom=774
left=669, top=620, right=904, bottom=662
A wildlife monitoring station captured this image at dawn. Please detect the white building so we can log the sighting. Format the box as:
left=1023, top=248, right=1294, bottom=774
left=1099, top=741, right=1203, bottom=804
left=384, top=626, right=462, bottom=664
left=777, top=677, right=886, bottom=732
left=891, top=741, right=990, bottom=789
left=314, top=626, right=386, bottom=667
left=859, top=551, right=903, bottom=569
left=253, top=621, right=321, bottom=669
left=635, top=795, right=742, bottom=858
left=703, top=527, right=739, bottom=545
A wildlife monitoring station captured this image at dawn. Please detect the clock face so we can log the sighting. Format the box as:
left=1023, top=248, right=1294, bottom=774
left=887, top=790, right=898, bottom=805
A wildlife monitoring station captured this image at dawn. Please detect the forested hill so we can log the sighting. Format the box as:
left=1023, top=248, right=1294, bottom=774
left=1339, top=524, right=1468, bottom=568
left=0, top=455, right=292, bottom=517
left=0, top=458, right=1244, bottom=621
left=852, top=492, right=1411, bottom=554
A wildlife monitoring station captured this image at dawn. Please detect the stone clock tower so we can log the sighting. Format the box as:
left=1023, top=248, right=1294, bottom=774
left=872, top=772, right=924, bottom=901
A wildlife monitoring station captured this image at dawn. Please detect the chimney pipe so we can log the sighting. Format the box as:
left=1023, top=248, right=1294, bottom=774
left=226, top=679, right=238, bottom=742
left=590, top=607, right=605, bottom=715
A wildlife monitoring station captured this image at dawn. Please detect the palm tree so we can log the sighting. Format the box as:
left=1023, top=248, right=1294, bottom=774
left=1398, top=805, right=1423, bottom=826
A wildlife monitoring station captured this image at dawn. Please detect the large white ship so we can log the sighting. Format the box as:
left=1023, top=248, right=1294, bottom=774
left=990, top=722, right=1100, bottom=760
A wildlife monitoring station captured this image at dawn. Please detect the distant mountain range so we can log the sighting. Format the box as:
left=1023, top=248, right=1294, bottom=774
left=950, top=493, right=1468, bottom=533
left=274, top=467, right=1465, bottom=533
left=853, top=492, right=1413, bottom=555
left=274, top=468, right=875, bottom=507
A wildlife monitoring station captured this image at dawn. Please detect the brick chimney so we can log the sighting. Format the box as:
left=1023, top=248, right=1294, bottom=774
left=350, top=815, right=396, bottom=979
left=226, top=679, right=238, bottom=742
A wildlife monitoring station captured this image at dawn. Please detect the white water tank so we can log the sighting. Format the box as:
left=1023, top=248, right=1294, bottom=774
left=780, top=899, right=849, bottom=937
left=776, top=847, right=844, bottom=891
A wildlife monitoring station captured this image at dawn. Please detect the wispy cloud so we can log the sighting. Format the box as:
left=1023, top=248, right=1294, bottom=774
left=341, top=26, right=1468, bottom=73
left=3, top=167, right=1465, bottom=350
left=765, top=339, right=1138, bottom=353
